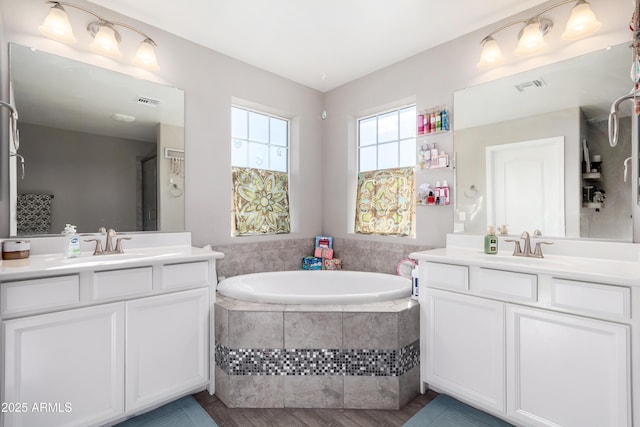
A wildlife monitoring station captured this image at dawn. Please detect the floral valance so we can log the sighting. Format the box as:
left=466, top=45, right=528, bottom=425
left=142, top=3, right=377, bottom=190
left=232, top=167, right=290, bottom=235
left=354, top=167, right=415, bottom=236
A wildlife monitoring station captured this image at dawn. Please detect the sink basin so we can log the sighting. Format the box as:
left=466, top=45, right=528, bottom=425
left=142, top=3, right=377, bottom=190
left=471, top=251, right=575, bottom=269
left=41, top=250, right=184, bottom=268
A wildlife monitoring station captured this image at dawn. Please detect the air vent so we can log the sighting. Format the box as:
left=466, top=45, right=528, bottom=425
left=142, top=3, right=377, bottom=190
left=514, top=78, right=547, bottom=92
left=137, top=96, right=160, bottom=107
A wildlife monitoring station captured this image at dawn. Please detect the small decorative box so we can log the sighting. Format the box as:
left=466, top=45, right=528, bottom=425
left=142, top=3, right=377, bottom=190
left=2, top=240, right=31, bottom=260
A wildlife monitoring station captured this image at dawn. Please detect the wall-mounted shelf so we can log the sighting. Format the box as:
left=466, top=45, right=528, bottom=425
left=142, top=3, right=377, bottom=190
left=582, top=172, right=601, bottom=180
left=417, top=130, right=450, bottom=138
left=582, top=202, right=604, bottom=209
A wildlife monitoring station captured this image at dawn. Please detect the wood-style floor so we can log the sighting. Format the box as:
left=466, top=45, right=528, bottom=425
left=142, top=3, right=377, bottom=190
left=193, top=389, right=439, bottom=427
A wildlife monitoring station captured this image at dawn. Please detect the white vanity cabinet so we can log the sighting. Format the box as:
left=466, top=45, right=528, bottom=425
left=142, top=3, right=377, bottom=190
left=424, top=288, right=505, bottom=413
left=3, top=303, right=125, bottom=427
left=126, top=287, right=209, bottom=411
left=0, top=245, right=220, bottom=427
left=507, top=305, right=630, bottom=427
left=415, top=253, right=636, bottom=427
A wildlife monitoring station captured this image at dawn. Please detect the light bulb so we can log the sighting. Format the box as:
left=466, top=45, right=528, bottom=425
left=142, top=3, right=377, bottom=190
left=477, top=37, right=505, bottom=69
left=515, top=20, right=547, bottom=56
left=562, top=0, right=602, bottom=40
left=89, top=24, right=122, bottom=58
left=38, top=4, right=76, bottom=44
left=133, top=38, right=160, bottom=71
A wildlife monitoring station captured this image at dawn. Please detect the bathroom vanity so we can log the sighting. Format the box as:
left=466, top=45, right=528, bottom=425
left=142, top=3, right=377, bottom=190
left=411, top=235, right=639, bottom=427
left=0, top=232, right=223, bottom=427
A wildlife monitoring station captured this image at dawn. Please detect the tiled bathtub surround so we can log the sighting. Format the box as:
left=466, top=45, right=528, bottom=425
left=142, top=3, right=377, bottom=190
left=213, top=238, right=314, bottom=278
left=215, top=342, right=420, bottom=376
left=214, top=295, right=420, bottom=409
left=212, top=237, right=432, bottom=278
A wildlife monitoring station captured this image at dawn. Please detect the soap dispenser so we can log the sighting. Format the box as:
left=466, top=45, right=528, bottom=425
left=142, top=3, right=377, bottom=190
left=62, top=224, right=81, bottom=258
left=484, top=226, right=498, bottom=255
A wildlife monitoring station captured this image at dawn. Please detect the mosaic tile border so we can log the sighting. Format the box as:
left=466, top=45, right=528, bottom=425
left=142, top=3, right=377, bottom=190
left=215, top=340, right=419, bottom=377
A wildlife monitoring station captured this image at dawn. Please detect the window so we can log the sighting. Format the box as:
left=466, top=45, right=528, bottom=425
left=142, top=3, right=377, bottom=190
left=355, top=105, right=416, bottom=236
left=231, top=106, right=288, bottom=172
left=231, top=106, right=290, bottom=235
left=358, top=105, right=416, bottom=172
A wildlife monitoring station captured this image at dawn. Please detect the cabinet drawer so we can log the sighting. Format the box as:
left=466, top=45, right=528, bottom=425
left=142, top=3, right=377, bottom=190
left=161, top=261, right=209, bottom=290
left=550, top=278, right=630, bottom=319
left=478, top=268, right=537, bottom=302
left=93, top=267, right=152, bottom=300
left=2, top=275, right=79, bottom=315
left=424, top=262, right=469, bottom=291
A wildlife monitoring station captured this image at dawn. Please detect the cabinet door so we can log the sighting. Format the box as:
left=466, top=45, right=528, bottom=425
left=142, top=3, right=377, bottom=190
left=126, top=287, right=209, bottom=412
left=507, top=305, right=631, bottom=427
left=2, top=303, right=125, bottom=427
left=423, top=288, right=505, bottom=413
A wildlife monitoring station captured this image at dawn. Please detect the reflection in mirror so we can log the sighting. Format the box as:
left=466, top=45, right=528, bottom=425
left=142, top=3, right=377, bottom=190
left=9, top=44, right=185, bottom=237
left=454, top=43, right=633, bottom=241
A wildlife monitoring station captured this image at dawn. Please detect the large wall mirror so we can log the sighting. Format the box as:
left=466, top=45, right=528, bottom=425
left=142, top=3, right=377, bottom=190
left=454, top=43, right=634, bottom=241
left=9, top=43, right=185, bottom=236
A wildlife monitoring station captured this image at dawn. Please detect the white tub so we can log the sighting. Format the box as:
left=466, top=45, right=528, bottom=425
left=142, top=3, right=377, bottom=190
left=216, top=270, right=411, bottom=304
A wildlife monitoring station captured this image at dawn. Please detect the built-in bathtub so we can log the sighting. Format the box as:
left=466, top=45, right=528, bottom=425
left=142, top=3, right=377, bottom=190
left=217, top=270, right=411, bottom=304
left=214, top=270, right=420, bottom=410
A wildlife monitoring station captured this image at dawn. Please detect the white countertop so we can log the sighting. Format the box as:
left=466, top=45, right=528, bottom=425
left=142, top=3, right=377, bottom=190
left=0, top=245, right=224, bottom=281
left=410, top=247, right=640, bottom=287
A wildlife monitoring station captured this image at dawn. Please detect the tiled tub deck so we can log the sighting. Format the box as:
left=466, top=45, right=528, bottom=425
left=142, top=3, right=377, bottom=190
left=214, top=295, right=420, bottom=409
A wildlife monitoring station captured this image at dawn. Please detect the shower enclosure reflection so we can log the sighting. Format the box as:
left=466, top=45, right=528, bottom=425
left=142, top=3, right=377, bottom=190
left=9, top=44, right=185, bottom=236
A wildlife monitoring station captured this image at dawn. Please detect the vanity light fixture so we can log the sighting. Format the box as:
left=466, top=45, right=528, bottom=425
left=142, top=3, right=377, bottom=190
left=38, top=1, right=160, bottom=71
left=477, top=0, right=601, bottom=69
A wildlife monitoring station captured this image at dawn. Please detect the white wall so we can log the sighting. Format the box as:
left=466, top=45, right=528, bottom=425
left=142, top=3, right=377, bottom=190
left=157, top=123, right=185, bottom=232
left=0, top=0, right=324, bottom=246
left=322, top=0, right=629, bottom=247
left=0, top=0, right=630, bottom=248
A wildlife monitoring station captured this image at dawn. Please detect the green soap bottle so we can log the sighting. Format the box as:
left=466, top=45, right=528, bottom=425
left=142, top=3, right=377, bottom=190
left=484, top=226, right=498, bottom=254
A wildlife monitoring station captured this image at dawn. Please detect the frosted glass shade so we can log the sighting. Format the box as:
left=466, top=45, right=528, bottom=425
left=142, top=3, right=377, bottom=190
left=515, top=21, right=547, bottom=56
left=38, top=4, right=76, bottom=44
left=477, top=37, right=505, bottom=69
left=561, top=0, right=602, bottom=40
left=89, top=24, right=122, bottom=58
left=133, top=39, right=160, bottom=71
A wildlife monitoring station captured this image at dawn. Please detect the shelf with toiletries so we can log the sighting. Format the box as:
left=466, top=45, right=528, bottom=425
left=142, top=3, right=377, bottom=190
left=417, top=106, right=450, bottom=136
left=417, top=180, right=451, bottom=206
left=418, top=142, right=450, bottom=170
left=581, top=150, right=605, bottom=209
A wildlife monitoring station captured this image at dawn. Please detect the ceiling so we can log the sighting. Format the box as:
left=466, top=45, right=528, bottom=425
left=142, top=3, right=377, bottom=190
left=86, top=0, right=551, bottom=92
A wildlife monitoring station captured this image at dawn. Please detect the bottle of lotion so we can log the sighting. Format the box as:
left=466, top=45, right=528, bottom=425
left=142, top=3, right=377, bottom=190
left=441, top=180, right=450, bottom=205
left=484, top=226, right=498, bottom=254
left=62, top=224, right=81, bottom=258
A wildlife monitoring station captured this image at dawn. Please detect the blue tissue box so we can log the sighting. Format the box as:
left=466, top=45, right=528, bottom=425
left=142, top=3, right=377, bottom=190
left=302, top=256, right=322, bottom=270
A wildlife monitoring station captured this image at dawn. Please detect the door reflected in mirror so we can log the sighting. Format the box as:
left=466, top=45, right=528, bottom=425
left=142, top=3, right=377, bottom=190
left=454, top=43, right=633, bottom=241
left=9, top=44, right=185, bottom=236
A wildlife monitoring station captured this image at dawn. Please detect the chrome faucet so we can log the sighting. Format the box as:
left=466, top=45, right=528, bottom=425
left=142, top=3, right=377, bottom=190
left=104, top=228, right=116, bottom=253
left=520, top=231, right=532, bottom=257
left=84, top=227, right=131, bottom=255
left=505, top=230, right=553, bottom=258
